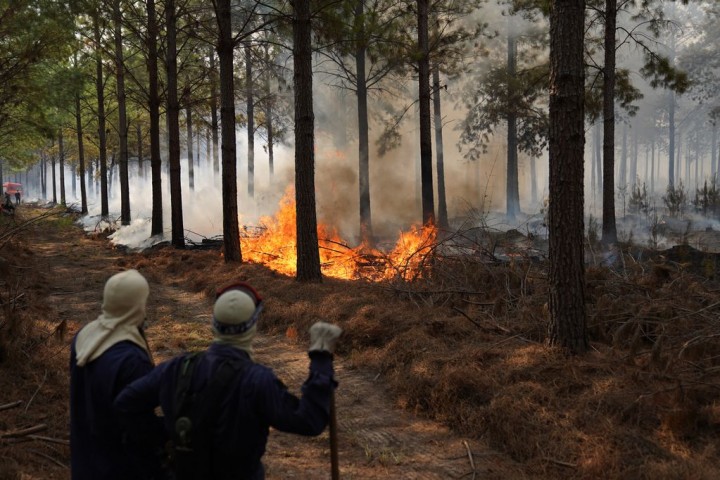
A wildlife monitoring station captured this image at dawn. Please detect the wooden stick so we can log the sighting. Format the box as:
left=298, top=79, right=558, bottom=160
left=329, top=389, right=340, bottom=480
left=25, top=369, right=48, bottom=413
left=0, top=400, right=22, bottom=412
left=0, top=424, right=47, bottom=438
left=28, top=435, right=70, bottom=446
left=30, top=449, right=69, bottom=469
left=463, top=440, right=477, bottom=480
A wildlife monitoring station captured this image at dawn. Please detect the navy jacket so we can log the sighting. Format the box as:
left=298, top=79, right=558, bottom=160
left=70, top=337, right=165, bottom=480
left=114, top=343, right=336, bottom=480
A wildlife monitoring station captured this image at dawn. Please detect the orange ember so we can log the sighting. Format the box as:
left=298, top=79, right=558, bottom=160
left=240, top=188, right=437, bottom=281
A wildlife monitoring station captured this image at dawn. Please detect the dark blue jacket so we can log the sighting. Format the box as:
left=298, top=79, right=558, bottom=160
left=114, top=343, right=336, bottom=480
left=70, top=337, right=165, bottom=480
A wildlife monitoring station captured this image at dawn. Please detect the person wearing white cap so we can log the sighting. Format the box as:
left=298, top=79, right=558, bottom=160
left=115, top=281, right=342, bottom=480
left=69, top=269, right=165, bottom=480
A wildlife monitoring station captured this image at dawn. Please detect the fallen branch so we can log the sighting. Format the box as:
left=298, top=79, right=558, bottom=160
left=30, top=449, right=69, bottom=469
left=463, top=440, right=477, bottom=480
left=0, top=424, right=47, bottom=439
left=28, top=435, right=70, bottom=446
left=25, top=369, right=48, bottom=413
left=0, top=400, right=22, bottom=412
left=543, top=456, right=577, bottom=468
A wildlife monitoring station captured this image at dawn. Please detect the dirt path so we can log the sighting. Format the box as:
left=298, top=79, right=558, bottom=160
left=18, top=210, right=522, bottom=479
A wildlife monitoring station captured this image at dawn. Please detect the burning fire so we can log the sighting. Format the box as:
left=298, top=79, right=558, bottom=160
left=241, top=188, right=437, bottom=281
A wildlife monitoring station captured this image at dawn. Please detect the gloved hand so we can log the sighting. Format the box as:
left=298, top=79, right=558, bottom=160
left=309, top=321, right=342, bottom=354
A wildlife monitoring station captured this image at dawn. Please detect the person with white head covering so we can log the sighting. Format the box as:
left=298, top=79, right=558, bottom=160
left=69, top=269, right=165, bottom=480
left=115, top=281, right=342, bottom=480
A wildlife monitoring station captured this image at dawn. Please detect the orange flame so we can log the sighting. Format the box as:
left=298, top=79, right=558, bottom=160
left=240, top=188, right=437, bottom=281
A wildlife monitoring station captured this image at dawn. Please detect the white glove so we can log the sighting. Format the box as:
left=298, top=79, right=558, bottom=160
left=309, top=322, right=342, bottom=354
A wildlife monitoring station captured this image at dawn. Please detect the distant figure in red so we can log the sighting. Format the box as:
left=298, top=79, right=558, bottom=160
left=14, top=191, right=20, bottom=205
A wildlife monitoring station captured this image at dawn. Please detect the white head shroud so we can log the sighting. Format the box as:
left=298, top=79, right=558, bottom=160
left=74, top=269, right=150, bottom=367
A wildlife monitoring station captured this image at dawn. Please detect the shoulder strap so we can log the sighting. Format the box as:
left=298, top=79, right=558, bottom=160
left=173, top=352, right=204, bottom=425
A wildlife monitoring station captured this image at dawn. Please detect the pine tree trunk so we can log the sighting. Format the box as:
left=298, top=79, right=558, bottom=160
left=356, top=1, right=372, bottom=243
left=293, top=0, right=321, bottom=282
left=243, top=43, right=254, bottom=198
left=147, top=0, right=163, bottom=236
left=505, top=19, right=519, bottom=221
left=417, top=0, right=435, bottom=225
left=94, top=11, right=109, bottom=217
left=216, top=0, right=241, bottom=261
left=166, top=0, right=185, bottom=248
left=547, top=0, right=588, bottom=354
left=209, top=48, right=220, bottom=178
left=114, top=0, right=130, bottom=225
left=433, top=64, right=448, bottom=228
left=601, top=0, right=617, bottom=244
left=59, top=130, right=66, bottom=206
left=186, top=102, right=194, bottom=190
left=75, top=87, right=88, bottom=214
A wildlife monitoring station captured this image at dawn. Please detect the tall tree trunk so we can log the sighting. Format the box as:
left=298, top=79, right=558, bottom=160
left=505, top=18, right=519, bottom=221
left=166, top=0, right=185, bottom=248
left=137, top=122, right=143, bottom=178
left=668, top=90, right=676, bottom=187
left=147, top=0, right=163, bottom=236
left=216, top=0, right=241, bottom=261
left=356, top=0, right=372, bottom=243
left=209, top=47, right=220, bottom=178
left=712, top=120, right=718, bottom=180
left=417, top=0, right=434, bottom=225
left=114, top=0, right=130, bottom=225
left=186, top=101, right=194, bottom=190
left=548, top=0, right=588, bottom=354
left=245, top=43, right=255, bottom=198
left=41, top=155, right=46, bottom=199
left=75, top=87, right=88, bottom=214
left=651, top=137, right=655, bottom=194
left=265, top=45, right=274, bottom=181
left=601, top=0, right=617, bottom=244
left=59, top=130, right=66, bottom=206
left=594, top=121, right=603, bottom=199
left=94, top=11, right=109, bottom=217
left=52, top=153, right=57, bottom=204
left=293, top=0, right=321, bottom=282
left=619, top=122, right=627, bottom=190
left=433, top=64, right=448, bottom=228
left=630, top=122, right=638, bottom=187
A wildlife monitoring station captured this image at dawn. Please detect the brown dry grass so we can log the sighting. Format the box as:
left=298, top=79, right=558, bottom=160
left=2, top=208, right=720, bottom=479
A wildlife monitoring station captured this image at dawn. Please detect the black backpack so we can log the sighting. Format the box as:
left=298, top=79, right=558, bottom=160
left=170, top=352, right=248, bottom=480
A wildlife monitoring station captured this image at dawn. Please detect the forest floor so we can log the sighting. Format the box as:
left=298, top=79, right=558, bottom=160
left=2, top=204, right=720, bottom=480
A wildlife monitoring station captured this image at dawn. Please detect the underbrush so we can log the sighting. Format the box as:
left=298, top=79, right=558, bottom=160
left=0, top=209, right=707, bottom=479
left=128, top=235, right=720, bottom=479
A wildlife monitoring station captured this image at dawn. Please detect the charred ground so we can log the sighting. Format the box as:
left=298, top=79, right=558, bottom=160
left=1, top=205, right=719, bottom=479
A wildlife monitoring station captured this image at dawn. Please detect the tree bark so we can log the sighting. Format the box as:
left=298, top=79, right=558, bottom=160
left=356, top=0, right=372, bottom=243
left=166, top=0, right=185, bottom=248
left=506, top=18, right=520, bottom=221
left=186, top=101, right=194, bottom=190
left=433, top=64, right=448, bottom=229
left=246, top=42, right=255, bottom=198
left=293, top=0, right=322, bottom=282
left=114, top=0, right=130, bottom=225
left=75, top=85, right=88, bottom=214
left=417, top=0, right=434, bottom=225
left=59, top=130, right=66, bottom=206
left=93, top=11, right=109, bottom=217
left=216, top=0, right=241, bottom=262
left=147, top=0, right=163, bottom=236
left=547, top=0, right=588, bottom=354
left=209, top=47, right=220, bottom=178
left=601, top=0, right=617, bottom=244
